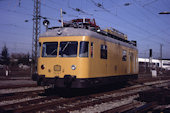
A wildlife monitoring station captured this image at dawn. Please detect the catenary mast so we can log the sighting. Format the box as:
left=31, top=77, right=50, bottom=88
left=32, top=0, right=41, bottom=75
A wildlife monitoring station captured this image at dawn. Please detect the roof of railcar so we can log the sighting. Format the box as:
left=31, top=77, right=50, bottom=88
left=40, top=27, right=137, bottom=50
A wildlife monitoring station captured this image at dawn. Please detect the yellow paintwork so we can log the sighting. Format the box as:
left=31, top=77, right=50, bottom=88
left=38, top=36, right=138, bottom=79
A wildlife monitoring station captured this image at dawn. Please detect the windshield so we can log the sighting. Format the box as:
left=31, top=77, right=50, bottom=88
left=42, top=42, right=58, bottom=57
left=59, top=41, right=78, bottom=57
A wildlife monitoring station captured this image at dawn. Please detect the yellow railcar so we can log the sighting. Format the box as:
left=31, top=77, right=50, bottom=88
left=33, top=26, right=138, bottom=88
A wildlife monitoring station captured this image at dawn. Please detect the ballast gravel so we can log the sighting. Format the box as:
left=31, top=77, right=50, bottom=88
left=70, top=95, right=144, bottom=113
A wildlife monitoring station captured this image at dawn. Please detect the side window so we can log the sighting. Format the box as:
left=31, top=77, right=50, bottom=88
left=101, top=45, right=107, bottom=59
left=122, top=50, right=127, bottom=61
left=91, top=42, right=93, bottom=58
left=79, top=41, right=89, bottom=57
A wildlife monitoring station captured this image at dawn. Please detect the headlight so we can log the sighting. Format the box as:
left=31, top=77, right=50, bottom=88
left=71, top=65, right=76, bottom=70
left=41, top=64, right=45, bottom=70
left=57, top=30, right=62, bottom=35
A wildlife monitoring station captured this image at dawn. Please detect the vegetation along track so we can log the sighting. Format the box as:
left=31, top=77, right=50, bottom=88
left=0, top=78, right=169, bottom=113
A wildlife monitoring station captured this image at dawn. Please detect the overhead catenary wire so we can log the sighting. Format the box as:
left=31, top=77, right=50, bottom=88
left=0, top=7, right=33, bottom=16
left=0, top=23, right=32, bottom=30
left=67, top=0, right=93, bottom=16
left=110, top=0, right=170, bottom=37
left=133, top=0, right=170, bottom=25
left=66, top=0, right=170, bottom=46
left=90, top=0, right=110, bottom=13
left=89, top=0, right=170, bottom=56
left=41, top=1, right=78, bottom=18
left=92, top=0, right=170, bottom=45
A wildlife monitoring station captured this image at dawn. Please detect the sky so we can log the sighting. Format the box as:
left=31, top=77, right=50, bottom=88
left=0, top=0, right=170, bottom=59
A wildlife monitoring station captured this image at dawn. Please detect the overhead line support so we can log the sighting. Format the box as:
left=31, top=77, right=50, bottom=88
left=31, top=0, right=41, bottom=76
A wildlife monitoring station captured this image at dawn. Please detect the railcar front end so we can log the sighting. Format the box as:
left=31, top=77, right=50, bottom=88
left=35, top=36, right=93, bottom=88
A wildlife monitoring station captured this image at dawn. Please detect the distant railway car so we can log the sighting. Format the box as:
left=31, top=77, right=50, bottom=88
left=32, top=18, right=138, bottom=88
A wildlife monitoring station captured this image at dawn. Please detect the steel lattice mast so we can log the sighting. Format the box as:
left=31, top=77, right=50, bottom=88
left=32, top=0, right=41, bottom=75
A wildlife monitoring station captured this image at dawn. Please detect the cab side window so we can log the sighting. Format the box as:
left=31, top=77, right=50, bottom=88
left=38, top=42, right=41, bottom=57
left=122, top=50, right=127, bottom=61
left=91, top=42, right=93, bottom=58
left=101, top=45, right=107, bottom=59
left=79, top=41, right=89, bottom=57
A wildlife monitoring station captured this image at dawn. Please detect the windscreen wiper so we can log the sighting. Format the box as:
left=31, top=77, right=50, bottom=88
left=62, top=42, right=70, bottom=52
left=50, top=48, right=57, bottom=55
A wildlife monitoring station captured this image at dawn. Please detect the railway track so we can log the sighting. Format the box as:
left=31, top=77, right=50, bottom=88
left=0, top=89, right=44, bottom=102
left=0, top=96, right=62, bottom=113
left=0, top=85, right=44, bottom=108
left=0, top=84, right=37, bottom=90
left=0, top=86, right=44, bottom=96
left=43, top=79, right=170, bottom=113
left=128, top=76, right=170, bottom=85
left=0, top=78, right=169, bottom=113
left=101, top=102, right=157, bottom=113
